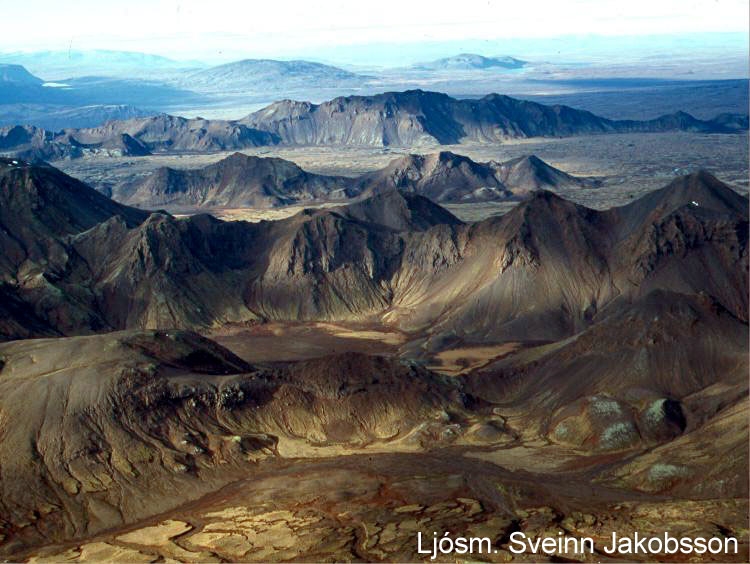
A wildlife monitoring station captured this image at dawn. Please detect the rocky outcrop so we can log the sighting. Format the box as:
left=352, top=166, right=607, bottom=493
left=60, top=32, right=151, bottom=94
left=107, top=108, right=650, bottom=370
left=0, top=332, right=466, bottom=555
left=355, top=151, right=598, bottom=202
left=242, top=90, right=742, bottom=147
left=2, top=90, right=743, bottom=160
left=0, top=115, right=278, bottom=161
left=0, top=161, right=745, bottom=349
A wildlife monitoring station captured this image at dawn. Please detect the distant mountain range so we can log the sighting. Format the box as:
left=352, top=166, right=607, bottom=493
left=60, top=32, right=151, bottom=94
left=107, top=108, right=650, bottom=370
left=0, top=104, right=155, bottom=130
left=180, top=59, right=368, bottom=94
left=1, top=90, right=746, bottom=160
left=111, top=150, right=599, bottom=209
left=0, top=114, right=276, bottom=160
left=0, top=50, right=201, bottom=80
left=412, top=54, right=527, bottom=71
left=0, top=51, right=529, bottom=80
left=243, top=90, right=746, bottom=145
left=1, top=55, right=748, bottom=131
left=0, top=63, right=202, bottom=111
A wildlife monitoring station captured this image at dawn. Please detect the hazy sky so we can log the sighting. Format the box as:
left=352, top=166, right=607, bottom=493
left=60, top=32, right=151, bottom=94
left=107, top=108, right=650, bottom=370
left=2, top=0, right=748, bottom=64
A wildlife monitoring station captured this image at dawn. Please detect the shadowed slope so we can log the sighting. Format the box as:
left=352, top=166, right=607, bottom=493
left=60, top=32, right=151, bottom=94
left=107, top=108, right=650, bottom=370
left=355, top=151, right=512, bottom=202
left=493, top=154, right=600, bottom=192
left=465, top=289, right=748, bottom=492
left=0, top=163, right=744, bottom=346
left=0, top=158, right=147, bottom=274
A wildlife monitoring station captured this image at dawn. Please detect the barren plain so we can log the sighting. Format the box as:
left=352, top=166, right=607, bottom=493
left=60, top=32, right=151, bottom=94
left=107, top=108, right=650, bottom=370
left=58, top=131, right=748, bottom=222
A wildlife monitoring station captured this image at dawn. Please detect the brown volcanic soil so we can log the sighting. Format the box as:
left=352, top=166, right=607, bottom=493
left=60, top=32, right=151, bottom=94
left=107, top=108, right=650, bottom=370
left=0, top=331, right=473, bottom=559
left=207, top=321, right=405, bottom=363
left=0, top=155, right=746, bottom=562
left=1, top=294, right=747, bottom=562
left=2, top=160, right=745, bottom=351
left=20, top=453, right=750, bottom=563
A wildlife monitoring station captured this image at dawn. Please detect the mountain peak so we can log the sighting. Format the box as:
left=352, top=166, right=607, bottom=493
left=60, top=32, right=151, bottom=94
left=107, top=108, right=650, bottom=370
left=619, top=170, right=747, bottom=223
left=0, top=161, right=147, bottom=272
left=356, top=151, right=511, bottom=202
left=0, top=160, right=146, bottom=229
left=663, top=169, right=747, bottom=210
left=493, top=154, right=599, bottom=192
left=509, top=187, right=593, bottom=225
left=524, top=188, right=571, bottom=207
left=434, top=150, right=468, bottom=162
left=342, top=189, right=462, bottom=232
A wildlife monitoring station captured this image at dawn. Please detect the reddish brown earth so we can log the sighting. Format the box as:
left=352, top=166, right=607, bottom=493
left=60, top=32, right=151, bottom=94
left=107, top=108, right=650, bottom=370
left=0, top=157, right=746, bottom=562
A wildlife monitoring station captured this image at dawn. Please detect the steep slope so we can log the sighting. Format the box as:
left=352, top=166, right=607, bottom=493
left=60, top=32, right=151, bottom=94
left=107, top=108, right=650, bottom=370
left=464, top=289, right=748, bottom=490
left=0, top=332, right=465, bottom=557
left=66, top=213, right=261, bottom=330
left=0, top=65, right=47, bottom=106
left=0, top=64, right=43, bottom=86
left=390, top=190, right=616, bottom=343
left=356, top=151, right=512, bottom=202
left=242, top=90, right=462, bottom=146
left=0, top=282, right=59, bottom=341
left=0, top=158, right=147, bottom=273
left=244, top=208, right=404, bottom=321
left=0, top=158, right=150, bottom=336
left=468, top=290, right=747, bottom=412
left=398, top=172, right=746, bottom=344
left=492, top=154, right=600, bottom=192
left=613, top=169, right=748, bottom=228
left=356, top=151, right=597, bottom=202
left=116, top=152, right=353, bottom=208
left=0, top=162, right=744, bottom=348
left=340, top=189, right=463, bottom=231
left=608, top=170, right=749, bottom=321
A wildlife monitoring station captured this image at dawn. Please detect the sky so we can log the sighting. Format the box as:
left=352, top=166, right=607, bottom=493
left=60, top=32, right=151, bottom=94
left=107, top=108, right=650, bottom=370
left=1, top=0, right=748, bottom=65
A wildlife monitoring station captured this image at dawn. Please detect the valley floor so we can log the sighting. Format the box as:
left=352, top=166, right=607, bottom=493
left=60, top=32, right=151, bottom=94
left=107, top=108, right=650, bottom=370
left=19, top=320, right=745, bottom=563
left=23, top=448, right=750, bottom=563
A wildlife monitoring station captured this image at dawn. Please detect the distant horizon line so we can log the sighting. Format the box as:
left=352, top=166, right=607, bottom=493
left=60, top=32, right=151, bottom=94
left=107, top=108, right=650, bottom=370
left=0, top=30, right=746, bottom=68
